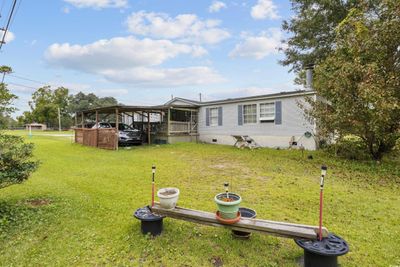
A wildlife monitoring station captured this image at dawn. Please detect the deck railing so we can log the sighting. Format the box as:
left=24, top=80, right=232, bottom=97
left=159, top=121, right=197, bottom=134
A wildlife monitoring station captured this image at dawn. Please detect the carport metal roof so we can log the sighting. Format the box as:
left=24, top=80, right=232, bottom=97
left=78, top=104, right=198, bottom=115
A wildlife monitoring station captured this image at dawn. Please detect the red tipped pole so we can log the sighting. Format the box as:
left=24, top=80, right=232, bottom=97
left=319, top=165, right=327, bottom=241
left=151, top=165, right=156, bottom=207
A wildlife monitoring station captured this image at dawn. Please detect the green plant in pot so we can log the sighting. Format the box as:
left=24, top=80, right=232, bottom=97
left=214, top=182, right=242, bottom=223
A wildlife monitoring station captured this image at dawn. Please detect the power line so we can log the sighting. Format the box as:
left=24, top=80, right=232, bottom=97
left=9, top=73, right=50, bottom=85
left=7, top=73, right=71, bottom=90
left=8, top=81, right=37, bottom=90
left=0, top=0, right=17, bottom=50
left=8, top=0, right=21, bottom=29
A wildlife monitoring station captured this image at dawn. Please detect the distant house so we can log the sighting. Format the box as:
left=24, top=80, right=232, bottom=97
left=165, top=90, right=317, bottom=150
left=25, top=123, right=47, bottom=131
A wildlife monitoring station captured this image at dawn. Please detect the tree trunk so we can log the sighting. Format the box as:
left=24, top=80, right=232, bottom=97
left=368, top=140, right=386, bottom=161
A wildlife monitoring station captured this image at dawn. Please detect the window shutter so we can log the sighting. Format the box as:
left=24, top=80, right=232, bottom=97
left=238, top=105, right=243, bottom=125
left=206, top=108, right=210, bottom=126
left=218, top=107, right=223, bottom=126
left=275, top=101, right=282, bottom=125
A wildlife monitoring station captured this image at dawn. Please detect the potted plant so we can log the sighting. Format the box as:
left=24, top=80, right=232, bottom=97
left=157, top=187, right=180, bottom=209
left=214, top=183, right=241, bottom=224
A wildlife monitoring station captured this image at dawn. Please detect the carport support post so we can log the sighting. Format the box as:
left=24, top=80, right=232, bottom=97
left=167, top=108, right=171, bottom=136
left=75, top=112, right=78, bottom=128
left=95, top=110, right=99, bottom=148
left=147, top=112, right=151, bottom=145
left=116, top=108, right=119, bottom=150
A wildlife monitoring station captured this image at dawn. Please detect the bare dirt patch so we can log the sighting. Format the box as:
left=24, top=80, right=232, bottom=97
left=210, top=256, right=223, bottom=267
left=25, top=199, right=51, bottom=207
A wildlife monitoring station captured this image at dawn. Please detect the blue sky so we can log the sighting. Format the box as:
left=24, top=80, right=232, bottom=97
left=1, top=0, right=298, bottom=116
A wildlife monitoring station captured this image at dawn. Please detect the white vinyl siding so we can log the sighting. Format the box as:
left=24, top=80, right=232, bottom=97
left=209, top=107, right=219, bottom=126
left=259, top=102, right=275, bottom=121
left=243, top=104, right=257, bottom=124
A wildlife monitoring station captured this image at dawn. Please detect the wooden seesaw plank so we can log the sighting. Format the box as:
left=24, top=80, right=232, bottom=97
left=150, top=203, right=329, bottom=240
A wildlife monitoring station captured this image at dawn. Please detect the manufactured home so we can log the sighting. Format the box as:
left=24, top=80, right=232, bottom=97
left=75, top=90, right=317, bottom=150
left=165, top=90, right=317, bottom=150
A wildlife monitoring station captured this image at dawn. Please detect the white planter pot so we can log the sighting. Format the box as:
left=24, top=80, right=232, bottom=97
left=157, top=188, right=180, bottom=209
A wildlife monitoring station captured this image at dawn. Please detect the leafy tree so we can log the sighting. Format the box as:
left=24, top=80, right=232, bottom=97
left=0, top=134, right=39, bottom=189
left=281, top=0, right=379, bottom=80
left=29, top=86, right=58, bottom=127
left=0, top=83, right=17, bottom=129
left=68, top=92, right=118, bottom=123
left=0, top=83, right=16, bottom=115
left=0, top=115, right=18, bottom=128
left=302, top=1, right=400, bottom=160
left=28, top=86, right=72, bottom=128
left=20, top=89, right=119, bottom=128
left=0, top=78, right=38, bottom=189
left=68, top=92, right=118, bottom=113
left=0, top=65, right=12, bottom=83
left=17, top=111, right=34, bottom=125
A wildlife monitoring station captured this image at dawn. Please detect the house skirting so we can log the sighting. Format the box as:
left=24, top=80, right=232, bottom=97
left=198, top=134, right=317, bottom=150
left=155, top=134, right=199, bottom=144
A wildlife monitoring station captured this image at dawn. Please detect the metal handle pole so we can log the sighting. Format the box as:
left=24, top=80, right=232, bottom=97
left=319, top=165, right=327, bottom=241
left=152, top=165, right=156, bottom=207
left=224, top=182, right=229, bottom=198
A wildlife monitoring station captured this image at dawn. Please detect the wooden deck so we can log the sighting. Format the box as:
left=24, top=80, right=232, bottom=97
left=150, top=203, right=328, bottom=240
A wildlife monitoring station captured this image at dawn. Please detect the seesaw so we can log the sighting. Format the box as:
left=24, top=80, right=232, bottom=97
left=134, top=165, right=349, bottom=267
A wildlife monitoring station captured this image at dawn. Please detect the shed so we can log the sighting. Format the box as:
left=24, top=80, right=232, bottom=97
left=26, top=123, right=47, bottom=131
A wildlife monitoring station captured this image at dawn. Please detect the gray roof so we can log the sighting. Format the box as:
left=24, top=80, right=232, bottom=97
left=168, top=90, right=315, bottom=106
left=78, top=90, right=315, bottom=113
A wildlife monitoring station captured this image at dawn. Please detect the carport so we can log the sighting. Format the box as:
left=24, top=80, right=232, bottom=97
left=74, top=104, right=199, bottom=150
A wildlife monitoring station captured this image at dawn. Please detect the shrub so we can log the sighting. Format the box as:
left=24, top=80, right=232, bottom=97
left=324, top=136, right=371, bottom=161
left=0, top=134, right=39, bottom=189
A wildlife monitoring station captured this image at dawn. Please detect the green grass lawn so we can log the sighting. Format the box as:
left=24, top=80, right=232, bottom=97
left=1, top=131, right=399, bottom=266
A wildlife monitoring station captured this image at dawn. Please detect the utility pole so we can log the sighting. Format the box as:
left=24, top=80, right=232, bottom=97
left=199, top=93, right=202, bottom=102
left=58, top=107, right=61, bottom=131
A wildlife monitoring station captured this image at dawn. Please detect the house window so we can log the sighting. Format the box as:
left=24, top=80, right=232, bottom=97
left=243, top=104, right=257, bottom=124
left=209, top=107, right=219, bottom=126
left=259, top=102, right=275, bottom=121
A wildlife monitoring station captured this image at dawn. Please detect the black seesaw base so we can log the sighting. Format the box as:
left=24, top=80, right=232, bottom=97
left=134, top=206, right=165, bottom=236
left=295, top=233, right=349, bottom=267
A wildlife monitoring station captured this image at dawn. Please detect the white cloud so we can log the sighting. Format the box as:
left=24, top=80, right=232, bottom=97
left=62, top=6, right=70, bottom=13
left=44, top=36, right=224, bottom=87
left=126, top=11, right=230, bottom=45
left=100, top=66, right=224, bottom=86
left=1, top=31, right=15, bottom=43
left=229, top=28, right=284, bottom=59
left=45, top=36, right=196, bottom=71
left=209, top=1, right=227, bottom=13
left=64, top=0, right=127, bottom=9
left=251, top=0, right=279, bottom=20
